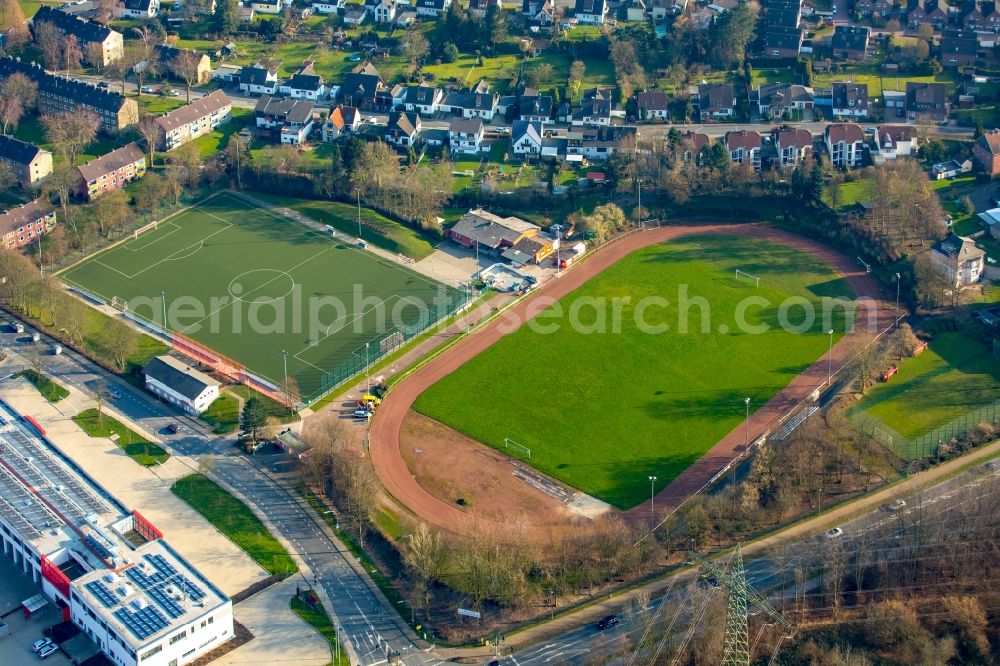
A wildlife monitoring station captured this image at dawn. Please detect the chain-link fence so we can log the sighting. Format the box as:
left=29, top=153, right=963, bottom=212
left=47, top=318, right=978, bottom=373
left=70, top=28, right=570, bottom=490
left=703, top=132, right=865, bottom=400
left=851, top=399, right=1000, bottom=462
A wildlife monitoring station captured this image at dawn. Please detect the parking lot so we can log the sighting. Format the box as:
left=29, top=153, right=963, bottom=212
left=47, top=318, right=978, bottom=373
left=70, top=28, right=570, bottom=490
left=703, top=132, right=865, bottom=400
left=0, top=557, right=71, bottom=665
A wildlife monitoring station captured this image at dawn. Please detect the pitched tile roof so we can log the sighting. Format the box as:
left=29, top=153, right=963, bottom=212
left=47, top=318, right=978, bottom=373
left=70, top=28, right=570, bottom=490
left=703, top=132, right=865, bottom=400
left=154, top=90, right=231, bottom=133
left=77, top=143, right=145, bottom=182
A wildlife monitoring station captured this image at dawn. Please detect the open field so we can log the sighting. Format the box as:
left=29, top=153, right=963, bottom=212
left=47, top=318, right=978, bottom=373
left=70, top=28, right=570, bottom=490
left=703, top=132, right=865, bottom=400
left=60, top=192, right=460, bottom=401
left=172, top=474, right=297, bottom=577
left=414, top=234, right=855, bottom=508
left=857, top=332, right=1000, bottom=441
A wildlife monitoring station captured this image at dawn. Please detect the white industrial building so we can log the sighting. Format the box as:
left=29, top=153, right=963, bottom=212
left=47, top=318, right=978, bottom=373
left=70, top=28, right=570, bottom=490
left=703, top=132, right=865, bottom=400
left=0, top=400, right=233, bottom=666
left=143, top=356, right=220, bottom=414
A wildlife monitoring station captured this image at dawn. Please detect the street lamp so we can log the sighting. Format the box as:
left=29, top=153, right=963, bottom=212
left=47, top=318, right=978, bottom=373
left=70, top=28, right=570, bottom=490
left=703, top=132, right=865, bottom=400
left=282, top=350, right=289, bottom=393
left=356, top=188, right=362, bottom=240
left=637, top=178, right=643, bottom=229
left=161, top=291, right=167, bottom=331
left=744, top=397, right=751, bottom=453
left=827, top=328, right=834, bottom=387
left=365, top=341, right=370, bottom=394
left=648, top=475, right=657, bottom=517
left=894, top=272, right=901, bottom=326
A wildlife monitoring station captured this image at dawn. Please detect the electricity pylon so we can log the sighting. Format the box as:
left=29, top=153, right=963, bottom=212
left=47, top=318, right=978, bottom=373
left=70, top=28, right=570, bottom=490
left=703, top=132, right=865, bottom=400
left=687, top=544, right=794, bottom=666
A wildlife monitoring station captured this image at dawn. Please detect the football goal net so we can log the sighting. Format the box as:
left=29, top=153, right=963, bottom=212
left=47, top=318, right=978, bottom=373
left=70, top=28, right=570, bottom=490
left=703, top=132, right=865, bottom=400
left=504, top=438, right=531, bottom=459
left=134, top=220, right=158, bottom=240
left=735, top=269, right=760, bottom=287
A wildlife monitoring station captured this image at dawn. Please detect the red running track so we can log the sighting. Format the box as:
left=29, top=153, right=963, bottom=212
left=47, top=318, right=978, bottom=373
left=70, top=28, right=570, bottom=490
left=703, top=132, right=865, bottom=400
left=368, top=223, right=893, bottom=534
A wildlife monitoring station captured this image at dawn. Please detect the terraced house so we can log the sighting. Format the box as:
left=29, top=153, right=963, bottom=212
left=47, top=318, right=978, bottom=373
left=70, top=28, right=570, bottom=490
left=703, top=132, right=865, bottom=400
left=75, top=143, right=147, bottom=200
left=0, top=57, right=138, bottom=133
left=0, top=199, right=56, bottom=249
left=32, top=6, right=123, bottom=67
left=154, top=90, right=232, bottom=151
left=0, top=135, right=53, bottom=188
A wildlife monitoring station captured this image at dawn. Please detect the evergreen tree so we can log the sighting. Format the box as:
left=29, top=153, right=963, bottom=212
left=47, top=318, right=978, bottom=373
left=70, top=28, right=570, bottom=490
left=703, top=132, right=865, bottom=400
left=240, top=397, right=266, bottom=444
left=215, top=0, right=239, bottom=35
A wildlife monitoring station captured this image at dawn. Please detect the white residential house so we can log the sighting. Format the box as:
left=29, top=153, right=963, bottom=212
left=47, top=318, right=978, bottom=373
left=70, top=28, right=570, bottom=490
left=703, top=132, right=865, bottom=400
left=930, top=234, right=984, bottom=288
left=366, top=0, right=398, bottom=22
left=825, top=123, right=866, bottom=168
left=312, top=0, right=345, bottom=12
left=414, top=0, right=450, bottom=14
left=871, top=125, right=918, bottom=162
left=120, top=0, right=160, bottom=18
left=279, top=63, right=327, bottom=100
left=251, top=0, right=282, bottom=13
left=144, top=356, right=220, bottom=413
left=342, top=4, right=369, bottom=23
left=574, top=0, right=609, bottom=23
left=512, top=120, right=543, bottom=157
left=239, top=63, right=279, bottom=95
left=322, top=105, right=360, bottom=141
left=155, top=90, right=232, bottom=151
left=449, top=117, right=485, bottom=154
left=402, top=86, right=444, bottom=115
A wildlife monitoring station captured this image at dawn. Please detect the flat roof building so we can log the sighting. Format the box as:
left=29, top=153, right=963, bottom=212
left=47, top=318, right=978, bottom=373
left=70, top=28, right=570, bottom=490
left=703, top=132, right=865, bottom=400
left=0, top=399, right=233, bottom=666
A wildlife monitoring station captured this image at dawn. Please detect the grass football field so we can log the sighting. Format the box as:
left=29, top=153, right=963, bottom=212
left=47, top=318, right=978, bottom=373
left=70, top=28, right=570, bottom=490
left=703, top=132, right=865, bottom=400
left=414, top=235, right=856, bottom=509
left=856, top=332, right=1000, bottom=450
left=60, top=192, right=459, bottom=400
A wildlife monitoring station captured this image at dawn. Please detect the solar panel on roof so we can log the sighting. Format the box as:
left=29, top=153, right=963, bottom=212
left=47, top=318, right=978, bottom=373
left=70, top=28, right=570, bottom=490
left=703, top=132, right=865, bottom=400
left=179, top=578, right=205, bottom=601
left=85, top=581, right=118, bottom=608
left=147, top=585, right=184, bottom=619
left=114, top=605, right=169, bottom=640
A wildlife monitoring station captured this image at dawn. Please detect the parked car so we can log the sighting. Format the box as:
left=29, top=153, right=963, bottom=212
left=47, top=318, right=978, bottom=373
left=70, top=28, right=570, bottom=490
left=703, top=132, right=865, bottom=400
left=597, top=615, right=619, bottom=630
left=140, top=85, right=160, bottom=94
left=14, top=323, right=24, bottom=334
left=886, top=499, right=906, bottom=512
left=825, top=527, right=844, bottom=539
left=32, top=638, right=53, bottom=653
left=96, top=80, right=109, bottom=89
left=353, top=408, right=371, bottom=419
left=38, top=643, right=59, bottom=659
left=52, top=344, right=62, bottom=355
left=166, top=423, right=180, bottom=435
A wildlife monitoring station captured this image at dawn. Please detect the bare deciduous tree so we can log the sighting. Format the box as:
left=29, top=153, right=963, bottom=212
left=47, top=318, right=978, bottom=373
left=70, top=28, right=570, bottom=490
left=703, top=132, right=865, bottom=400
left=170, top=50, right=203, bottom=102
left=41, top=109, right=100, bottom=167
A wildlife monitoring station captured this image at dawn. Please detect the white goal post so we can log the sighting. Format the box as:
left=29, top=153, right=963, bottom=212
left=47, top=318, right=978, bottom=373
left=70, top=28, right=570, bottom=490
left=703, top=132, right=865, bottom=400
left=504, top=438, right=531, bottom=459
left=735, top=269, right=760, bottom=287
left=134, top=220, right=158, bottom=240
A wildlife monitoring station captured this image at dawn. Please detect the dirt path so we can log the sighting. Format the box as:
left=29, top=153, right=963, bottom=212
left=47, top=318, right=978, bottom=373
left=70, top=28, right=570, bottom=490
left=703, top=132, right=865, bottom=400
left=368, top=224, right=896, bottom=534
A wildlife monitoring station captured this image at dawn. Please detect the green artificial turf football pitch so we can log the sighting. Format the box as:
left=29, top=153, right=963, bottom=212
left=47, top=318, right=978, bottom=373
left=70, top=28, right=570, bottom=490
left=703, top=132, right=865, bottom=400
left=61, top=192, right=460, bottom=400
left=414, top=234, right=856, bottom=509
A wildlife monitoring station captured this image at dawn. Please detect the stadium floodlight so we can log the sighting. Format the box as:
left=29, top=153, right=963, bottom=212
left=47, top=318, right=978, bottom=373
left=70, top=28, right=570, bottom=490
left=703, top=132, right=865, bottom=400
left=744, top=397, right=751, bottom=453
left=828, top=329, right=834, bottom=387
left=648, top=475, right=657, bottom=516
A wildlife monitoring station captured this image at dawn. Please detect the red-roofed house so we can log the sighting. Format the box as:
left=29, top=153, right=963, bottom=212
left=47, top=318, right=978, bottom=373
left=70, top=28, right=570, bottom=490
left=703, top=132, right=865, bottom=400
left=974, top=129, right=1000, bottom=176
left=725, top=130, right=762, bottom=171
left=775, top=128, right=813, bottom=168
left=825, top=123, right=865, bottom=168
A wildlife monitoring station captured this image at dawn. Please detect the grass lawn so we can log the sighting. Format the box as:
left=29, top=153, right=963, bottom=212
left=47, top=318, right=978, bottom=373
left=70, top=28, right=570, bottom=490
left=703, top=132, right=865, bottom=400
left=857, top=332, right=1000, bottom=445
left=253, top=192, right=438, bottom=260
left=525, top=52, right=616, bottom=89
left=13, top=116, right=129, bottom=165
left=825, top=178, right=875, bottom=210
left=202, top=394, right=240, bottom=434
left=73, top=408, right=170, bottom=466
left=290, top=596, right=350, bottom=666
left=423, top=54, right=521, bottom=92
left=138, top=95, right=188, bottom=115
left=750, top=67, right=801, bottom=88
left=172, top=474, right=298, bottom=577
left=189, top=108, right=252, bottom=159
left=17, top=0, right=60, bottom=17
left=228, top=385, right=299, bottom=425
left=17, top=370, right=68, bottom=402
left=60, top=192, right=460, bottom=401
left=415, top=234, right=856, bottom=508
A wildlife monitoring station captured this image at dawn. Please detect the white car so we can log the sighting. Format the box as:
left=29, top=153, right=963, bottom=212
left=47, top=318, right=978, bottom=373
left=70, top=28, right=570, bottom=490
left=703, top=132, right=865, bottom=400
left=887, top=499, right=906, bottom=512
left=825, top=527, right=844, bottom=539
left=32, top=638, right=53, bottom=653
left=38, top=643, right=59, bottom=659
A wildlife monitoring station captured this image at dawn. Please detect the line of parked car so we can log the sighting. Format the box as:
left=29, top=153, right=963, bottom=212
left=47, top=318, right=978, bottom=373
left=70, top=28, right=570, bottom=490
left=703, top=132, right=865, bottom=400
left=32, top=637, right=58, bottom=659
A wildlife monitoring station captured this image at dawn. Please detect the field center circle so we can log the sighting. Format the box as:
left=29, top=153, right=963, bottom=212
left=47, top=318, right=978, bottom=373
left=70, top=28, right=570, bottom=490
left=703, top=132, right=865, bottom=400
left=228, top=269, right=296, bottom=303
